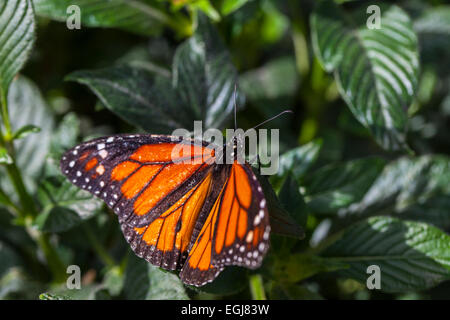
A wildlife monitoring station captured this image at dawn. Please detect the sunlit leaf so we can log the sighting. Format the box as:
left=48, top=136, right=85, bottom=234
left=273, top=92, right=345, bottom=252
left=302, top=157, right=387, bottom=214
left=341, top=155, right=450, bottom=228
left=311, top=3, right=419, bottom=150
left=0, top=0, right=35, bottom=99
left=321, top=216, right=450, bottom=292
left=33, top=0, right=188, bottom=36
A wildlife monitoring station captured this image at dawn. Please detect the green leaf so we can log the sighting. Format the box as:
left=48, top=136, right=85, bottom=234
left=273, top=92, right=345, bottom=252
left=188, top=0, right=221, bottom=22
left=123, top=252, right=188, bottom=300
left=68, top=14, right=241, bottom=133
left=0, top=147, right=12, bottom=165
left=33, top=0, right=184, bottom=37
left=0, top=77, right=54, bottom=195
left=123, top=253, right=150, bottom=300
left=147, top=265, right=189, bottom=300
left=302, top=157, right=387, bottom=214
left=278, top=175, right=308, bottom=228
left=256, top=171, right=305, bottom=239
left=268, top=253, right=347, bottom=284
left=321, top=216, right=450, bottom=293
left=39, top=292, right=72, bottom=300
left=49, top=112, right=81, bottom=156
left=67, top=65, right=186, bottom=134
left=240, top=56, right=300, bottom=118
left=172, top=12, right=242, bottom=129
left=34, top=206, right=83, bottom=233
left=311, top=3, right=419, bottom=150
left=45, top=284, right=104, bottom=300
left=270, top=283, right=324, bottom=300
left=341, top=155, right=450, bottom=228
left=103, top=266, right=124, bottom=296
left=12, top=124, right=41, bottom=140
left=276, top=139, right=323, bottom=182
left=0, top=0, right=35, bottom=99
left=36, top=176, right=103, bottom=232
left=414, top=6, right=450, bottom=35
left=221, top=0, right=251, bottom=15
left=191, top=266, right=248, bottom=296
left=0, top=268, right=40, bottom=299
left=0, top=242, right=22, bottom=278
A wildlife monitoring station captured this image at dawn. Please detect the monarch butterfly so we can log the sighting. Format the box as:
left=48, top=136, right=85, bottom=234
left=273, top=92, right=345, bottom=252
left=60, top=129, right=273, bottom=286
left=59, top=87, right=292, bottom=287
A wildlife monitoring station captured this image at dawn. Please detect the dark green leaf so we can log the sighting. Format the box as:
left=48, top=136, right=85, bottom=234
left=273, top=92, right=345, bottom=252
left=123, top=253, right=188, bottom=300
left=270, top=283, right=324, bottom=300
left=173, top=13, right=242, bottom=129
left=268, top=253, right=347, bottom=284
left=36, top=176, right=103, bottom=232
left=341, top=155, right=450, bottom=228
left=123, top=253, right=150, bottom=300
left=191, top=266, right=248, bottom=296
left=276, top=139, right=323, bottom=182
left=67, top=65, right=188, bottom=134
left=34, top=206, right=82, bottom=233
left=0, top=242, right=22, bottom=278
left=0, top=0, right=35, bottom=98
left=302, top=157, right=387, bottom=214
left=68, top=13, right=241, bottom=133
left=311, top=3, right=419, bottom=150
left=257, top=171, right=305, bottom=239
left=321, top=216, right=450, bottom=293
left=278, top=175, right=308, bottom=228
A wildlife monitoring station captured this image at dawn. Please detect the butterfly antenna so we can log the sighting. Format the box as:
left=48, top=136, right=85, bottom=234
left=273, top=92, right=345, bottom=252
left=234, top=84, right=238, bottom=130
left=251, top=110, right=294, bottom=130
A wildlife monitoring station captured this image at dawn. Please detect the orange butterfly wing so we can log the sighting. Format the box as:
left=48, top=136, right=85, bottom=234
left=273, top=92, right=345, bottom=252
left=180, top=161, right=270, bottom=286
left=61, top=134, right=216, bottom=269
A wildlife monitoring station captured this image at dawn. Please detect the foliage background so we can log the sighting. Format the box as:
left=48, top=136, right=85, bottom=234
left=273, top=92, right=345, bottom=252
left=0, top=0, right=449, bottom=300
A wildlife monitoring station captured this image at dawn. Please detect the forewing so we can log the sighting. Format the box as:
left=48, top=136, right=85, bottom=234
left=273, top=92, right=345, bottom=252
left=60, top=134, right=216, bottom=269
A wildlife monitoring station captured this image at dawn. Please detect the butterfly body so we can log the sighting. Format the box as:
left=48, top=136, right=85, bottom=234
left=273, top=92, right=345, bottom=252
left=60, top=133, right=270, bottom=286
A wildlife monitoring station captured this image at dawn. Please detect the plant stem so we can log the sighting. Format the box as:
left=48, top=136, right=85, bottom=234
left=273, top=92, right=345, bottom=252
left=82, top=223, right=116, bottom=268
left=249, top=274, right=267, bottom=300
left=5, top=162, right=37, bottom=218
left=0, top=91, right=12, bottom=138
left=33, top=231, right=67, bottom=283
left=1, top=92, right=66, bottom=284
